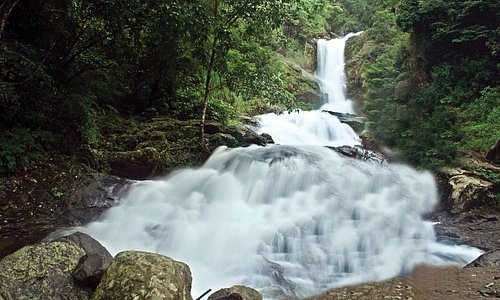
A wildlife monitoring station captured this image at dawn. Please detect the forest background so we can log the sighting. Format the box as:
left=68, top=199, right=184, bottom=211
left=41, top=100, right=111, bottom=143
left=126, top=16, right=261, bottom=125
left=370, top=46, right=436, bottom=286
left=0, top=0, right=498, bottom=190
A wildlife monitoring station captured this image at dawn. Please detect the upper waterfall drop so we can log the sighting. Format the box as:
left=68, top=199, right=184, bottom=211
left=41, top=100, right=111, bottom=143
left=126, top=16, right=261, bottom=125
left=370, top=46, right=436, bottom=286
left=257, top=32, right=363, bottom=147
left=316, top=32, right=363, bottom=113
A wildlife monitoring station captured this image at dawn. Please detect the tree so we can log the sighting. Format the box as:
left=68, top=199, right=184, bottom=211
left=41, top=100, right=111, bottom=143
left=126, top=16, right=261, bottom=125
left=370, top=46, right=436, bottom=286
left=198, top=0, right=293, bottom=148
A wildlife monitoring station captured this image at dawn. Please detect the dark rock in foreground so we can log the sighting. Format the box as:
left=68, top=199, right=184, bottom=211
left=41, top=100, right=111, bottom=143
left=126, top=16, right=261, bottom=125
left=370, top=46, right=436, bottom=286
left=58, top=232, right=113, bottom=288
left=0, top=239, right=91, bottom=299
left=208, top=285, right=263, bottom=300
left=92, top=250, right=193, bottom=300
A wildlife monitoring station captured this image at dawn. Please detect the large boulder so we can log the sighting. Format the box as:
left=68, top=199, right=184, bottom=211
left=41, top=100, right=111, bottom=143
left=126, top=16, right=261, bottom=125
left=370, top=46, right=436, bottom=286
left=440, top=168, right=494, bottom=214
left=58, top=232, right=113, bottom=288
left=465, top=249, right=500, bottom=268
left=0, top=240, right=91, bottom=299
left=92, top=251, right=192, bottom=300
left=106, top=147, right=161, bottom=180
left=227, top=126, right=268, bottom=147
left=208, top=285, right=263, bottom=300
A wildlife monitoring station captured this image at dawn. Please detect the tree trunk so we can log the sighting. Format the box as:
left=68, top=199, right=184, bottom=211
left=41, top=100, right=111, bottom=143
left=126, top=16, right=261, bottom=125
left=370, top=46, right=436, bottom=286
left=0, top=0, right=20, bottom=38
left=199, top=0, right=219, bottom=149
left=199, top=33, right=218, bottom=149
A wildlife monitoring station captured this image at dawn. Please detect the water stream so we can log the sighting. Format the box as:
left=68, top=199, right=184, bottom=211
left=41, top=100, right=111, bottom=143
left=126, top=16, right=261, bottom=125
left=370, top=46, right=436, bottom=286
left=77, top=33, right=481, bottom=298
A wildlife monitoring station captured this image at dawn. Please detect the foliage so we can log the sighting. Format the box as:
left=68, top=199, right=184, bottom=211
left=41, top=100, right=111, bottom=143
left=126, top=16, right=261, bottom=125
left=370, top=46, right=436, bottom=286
left=349, top=0, right=499, bottom=170
left=461, top=87, right=500, bottom=153
left=50, top=187, right=64, bottom=198
left=0, top=128, right=58, bottom=172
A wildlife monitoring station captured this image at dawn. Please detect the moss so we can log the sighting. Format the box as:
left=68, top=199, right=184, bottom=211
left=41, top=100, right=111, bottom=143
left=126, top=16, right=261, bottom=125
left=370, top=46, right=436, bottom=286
left=0, top=241, right=91, bottom=299
left=92, top=251, right=192, bottom=300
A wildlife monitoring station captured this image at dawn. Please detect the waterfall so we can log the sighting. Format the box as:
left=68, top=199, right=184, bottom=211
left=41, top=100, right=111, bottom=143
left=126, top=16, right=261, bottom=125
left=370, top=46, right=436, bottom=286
left=77, top=34, right=481, bottom=298
left=316, top=32, right=362, bottom=113
left=257, top=32, right=363, bottom=147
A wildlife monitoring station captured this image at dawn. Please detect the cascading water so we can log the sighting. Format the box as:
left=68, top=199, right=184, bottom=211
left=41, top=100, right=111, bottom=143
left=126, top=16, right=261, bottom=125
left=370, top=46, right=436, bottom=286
left=258, top=32, right=362, bottom=147
left=316, top=32, right=362, bottom=113
left=74, top=33, right=481, bottom=298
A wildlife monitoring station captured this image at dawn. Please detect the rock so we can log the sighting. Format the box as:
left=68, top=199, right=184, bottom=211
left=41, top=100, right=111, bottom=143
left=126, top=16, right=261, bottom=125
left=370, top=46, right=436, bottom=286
left=209, top=133, right=239, bottom=150
left=432, top=212, right=500, bottom=252
left=321, top=110, right=365, bottom=133
left=240, top=116, right=259, bottom=127
left=228, top=126, right=268, bottom=147
left=360, top=135, right=402, bottom=163
left=62, top=174, right=130, bottom=225
left=295, top=85, right=322, bottom=106
left=57, top=232, right=113, bottom=288
left=260, top=133, right=274, bottom=144
left=327, top=145, right=385, bottom=164
left=243, top=131, right=267, bottom=146
left=440, top=168, right=494, bottom=214
left=0, top=240, right=91, bottom=299
left=345, top=37, right=372, bottom=112
left=92, top=251, right=192, bottom=300
left=465, top=249, right=500, bottom=268
left=486, top=139, right=499, bottom=164
left=106, top=147, right=161, bottom=180
left=208, top=285, right=263, bottom=300
left=204, top=122, right=225, bottom=135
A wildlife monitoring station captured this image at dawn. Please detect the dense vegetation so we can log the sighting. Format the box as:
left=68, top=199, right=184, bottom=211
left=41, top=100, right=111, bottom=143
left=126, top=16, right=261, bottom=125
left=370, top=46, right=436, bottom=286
left=347, top=0, right=499, bottom=170
left=0, top=0, right=301, bottom=172
left=0, top=0, right=498, bottom=176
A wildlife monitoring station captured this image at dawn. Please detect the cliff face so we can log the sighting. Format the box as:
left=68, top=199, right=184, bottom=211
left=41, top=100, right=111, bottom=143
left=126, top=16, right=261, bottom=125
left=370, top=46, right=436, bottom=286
left=344, top=35, right=369, bottom=115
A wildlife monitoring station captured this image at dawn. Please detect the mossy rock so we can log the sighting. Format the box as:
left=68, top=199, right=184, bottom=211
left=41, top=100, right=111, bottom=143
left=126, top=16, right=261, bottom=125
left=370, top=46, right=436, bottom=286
left=0, top=241, right=91, bottom=299
left=92, top=251, right=192, bottom=300
left=208, top=285, right=263, bottom=300
left=106, top=147, right=161, bottom=180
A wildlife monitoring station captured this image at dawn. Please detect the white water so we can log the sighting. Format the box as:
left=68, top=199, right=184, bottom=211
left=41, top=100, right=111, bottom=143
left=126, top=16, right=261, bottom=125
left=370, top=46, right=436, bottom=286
left=257, top=32, right=363, bottom=147
left=76, top=33, right=481, bottom=298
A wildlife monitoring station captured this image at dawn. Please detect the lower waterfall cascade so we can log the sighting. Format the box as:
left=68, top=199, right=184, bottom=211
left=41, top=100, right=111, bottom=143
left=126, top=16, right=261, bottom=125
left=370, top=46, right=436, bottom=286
left=76, top=33, right=482, bottom=298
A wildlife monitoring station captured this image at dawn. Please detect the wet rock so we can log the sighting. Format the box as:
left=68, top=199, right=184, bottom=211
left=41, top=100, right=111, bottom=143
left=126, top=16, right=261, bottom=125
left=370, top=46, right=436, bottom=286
left=92, top=251, right=192, bottom=300
left=465, top=249, right=500, bottom=268
left=62, top=173, right=130, bottom=225
left=228, top=126, right=268, bottom=147
left=486, top=139, right=499, bottom=164
left=360, top=135, right=402, bottom=163
left=208, top=285, right=263, bottom=300
left=440, top=168, right=494, bottom=214
left=0, top=240, right=91, bottom=299
left=432, top=213, right=500, bottom=251
left=57, top=232, right=113, bottom=288
left=321, top=110, right=365, bottom=133
left=106, top=147, right=161, bottom=180
left=261, top=133, right=274, bottom=144
left=327, top=145, right=385, bottom=164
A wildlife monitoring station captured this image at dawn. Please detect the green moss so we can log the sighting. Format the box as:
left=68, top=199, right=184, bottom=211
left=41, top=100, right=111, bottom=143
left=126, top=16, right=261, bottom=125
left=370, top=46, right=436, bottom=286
left=0, top=241, right=91, bottom=299
left=92, top=251, right=192, bottom=300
